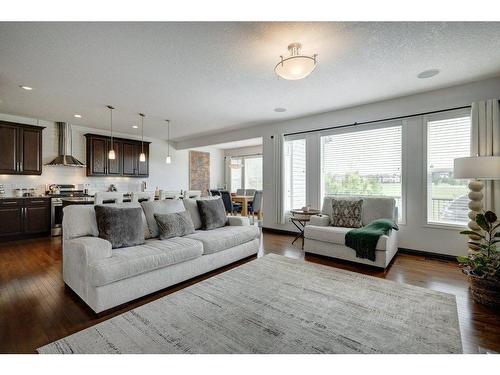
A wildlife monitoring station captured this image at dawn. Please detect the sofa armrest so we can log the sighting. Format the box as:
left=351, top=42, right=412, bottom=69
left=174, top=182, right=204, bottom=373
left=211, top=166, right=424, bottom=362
left=227, top=216, right=250, bottom=226
left=64, top=236, right=113, bottom=266
left=309, top=215, right=330, bottom=227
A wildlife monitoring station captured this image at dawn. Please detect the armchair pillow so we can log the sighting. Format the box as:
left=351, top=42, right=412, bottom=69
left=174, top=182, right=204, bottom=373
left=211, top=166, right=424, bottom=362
left=154, top=211, right=195, bottom=240
left=331, top=199, right=363, bottom=228
left=94, top=205, right=145, bottom=249
left=197, top=197, right=227, bottom=230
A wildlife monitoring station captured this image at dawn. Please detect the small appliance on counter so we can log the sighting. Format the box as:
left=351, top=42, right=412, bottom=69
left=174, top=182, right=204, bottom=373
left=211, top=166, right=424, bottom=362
left=0, top=184, right=5, bottom=197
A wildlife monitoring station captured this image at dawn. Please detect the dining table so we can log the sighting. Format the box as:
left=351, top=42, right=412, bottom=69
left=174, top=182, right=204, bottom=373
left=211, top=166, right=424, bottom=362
left=231, top=195, right=262, bottom=219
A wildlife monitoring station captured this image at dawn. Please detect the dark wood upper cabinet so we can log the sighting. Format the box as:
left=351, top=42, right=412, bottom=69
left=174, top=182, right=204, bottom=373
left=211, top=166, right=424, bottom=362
left=87, top=137, right=107, bottom=176
left=122, top=141, right=137, bottom=176
left=107, top=141, right=122, bottom=175
left=85, top=134, right=150, bottom=177
left=137, top=144, right=149, bottom=176
left=0, top=121, right=43, bottom=175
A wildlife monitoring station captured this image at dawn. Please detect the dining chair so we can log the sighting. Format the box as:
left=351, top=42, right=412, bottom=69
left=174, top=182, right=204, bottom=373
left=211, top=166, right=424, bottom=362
left=209, top=189, right=221, bottom=197
left=248, top=190, right=263, bottom=224
left=219, top=190, right=241, bottom=214
left=236, top=189, right=245, bottom=196
left=245, top=189, right=256, bottom=196
left=94, top=192, right=124, bottom=204
left=131, top=191, right=155, bottom=203
left=184, top=190, right=201, bottom=199
left=159, top=190, right=181, bottom=199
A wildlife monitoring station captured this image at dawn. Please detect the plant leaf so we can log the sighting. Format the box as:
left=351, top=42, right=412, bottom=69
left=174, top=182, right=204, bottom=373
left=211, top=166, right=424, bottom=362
left=484, top=211, right=497, bottom=223
left=475, top=214, right=490, bottom=231
left=460, top=230, right=484, bottom=238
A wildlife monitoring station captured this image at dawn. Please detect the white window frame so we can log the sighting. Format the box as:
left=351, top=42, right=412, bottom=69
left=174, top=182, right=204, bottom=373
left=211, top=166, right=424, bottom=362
left=283, top=134, right=307, bottom=214
left=422, top=108, right=471, bottom=230
left=319, top=119, right=406, bottom=224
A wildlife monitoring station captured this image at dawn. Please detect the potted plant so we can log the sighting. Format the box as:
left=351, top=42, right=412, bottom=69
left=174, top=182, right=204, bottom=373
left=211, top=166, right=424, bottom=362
left=458, top=210, right=500, bottom=309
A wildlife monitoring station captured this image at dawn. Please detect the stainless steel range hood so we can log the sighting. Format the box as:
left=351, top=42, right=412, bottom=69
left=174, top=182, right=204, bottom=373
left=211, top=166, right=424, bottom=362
left=45, top=122, right=85, bottom=167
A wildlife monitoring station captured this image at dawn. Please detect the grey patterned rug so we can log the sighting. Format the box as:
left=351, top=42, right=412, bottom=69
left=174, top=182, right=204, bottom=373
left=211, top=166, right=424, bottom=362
left=38, top=254, right=462, bottom=354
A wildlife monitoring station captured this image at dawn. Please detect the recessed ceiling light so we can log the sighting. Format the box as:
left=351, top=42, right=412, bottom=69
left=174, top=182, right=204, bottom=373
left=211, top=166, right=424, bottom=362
left=274, top=107, right=287, bottom=112
left=19, top=85, right=33, bottom=91
left=417, top=69, right=440, bottom=79
left=73, top=114, right=82, bottom=118
left=132, top=125, right=138, bottom=129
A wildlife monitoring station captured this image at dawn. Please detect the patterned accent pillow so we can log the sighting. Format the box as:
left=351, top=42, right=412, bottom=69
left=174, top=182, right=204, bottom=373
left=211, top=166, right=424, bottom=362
left=331, top=199, right=363, bottom=228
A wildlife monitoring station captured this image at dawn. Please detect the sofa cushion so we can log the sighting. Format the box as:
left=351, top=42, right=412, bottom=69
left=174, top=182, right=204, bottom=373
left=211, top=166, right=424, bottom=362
left=182, top=197, right=218, bottom=230
left=197, top=198, right=227, bottom=230
left=94, top=205, right=145, bottom=249
left=321, top=196, right=396, bottom=226
left=185, top=225, right=260, bottom=254
left=304, top=225, right=388, bottom=251
left=331, top=199, right=363, bottom=228
left=154, top=211, right=195, bottom=240
left=141, top=199, right=186, bottom=238
left=88, top=237, right=204, bottom=287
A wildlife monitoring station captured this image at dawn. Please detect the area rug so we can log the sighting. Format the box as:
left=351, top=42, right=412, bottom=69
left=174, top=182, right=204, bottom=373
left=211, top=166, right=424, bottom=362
left=38, top=254, right=462, bottom=353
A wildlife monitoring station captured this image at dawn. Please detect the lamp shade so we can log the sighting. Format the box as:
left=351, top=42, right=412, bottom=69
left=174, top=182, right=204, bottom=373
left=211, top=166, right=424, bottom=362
left=453, top=156, right=500, bottom=180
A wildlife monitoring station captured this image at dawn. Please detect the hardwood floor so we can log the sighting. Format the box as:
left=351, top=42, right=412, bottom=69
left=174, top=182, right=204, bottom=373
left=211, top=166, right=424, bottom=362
left=0, top=232, right=499, bottom=354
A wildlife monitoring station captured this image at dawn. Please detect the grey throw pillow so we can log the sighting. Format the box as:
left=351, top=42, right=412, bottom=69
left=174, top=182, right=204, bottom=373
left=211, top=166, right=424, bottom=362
left=197, top=197, right=227, bottom=230
left=94, top=205, right=145, bottom=249
left=154, top=211, right=195, bottom=240
left=331, top=199, right=363, bottom=228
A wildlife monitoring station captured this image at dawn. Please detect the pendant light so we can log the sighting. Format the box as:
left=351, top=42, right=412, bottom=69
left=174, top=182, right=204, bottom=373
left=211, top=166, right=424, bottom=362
left=107, top=105, right=116, bottom=160
left=139, top=113, right=146, bottom=162
left=274, top=43, right=317, bottom=80
left=165, top=119, right=172, bottom=164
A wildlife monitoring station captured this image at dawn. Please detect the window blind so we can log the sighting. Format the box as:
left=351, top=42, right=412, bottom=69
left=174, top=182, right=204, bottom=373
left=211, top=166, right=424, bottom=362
left=284, top=138, right=306, bottom=211
left=321, top=125, right=403, bottom=219
left=426, top=116, right=471, bottom=225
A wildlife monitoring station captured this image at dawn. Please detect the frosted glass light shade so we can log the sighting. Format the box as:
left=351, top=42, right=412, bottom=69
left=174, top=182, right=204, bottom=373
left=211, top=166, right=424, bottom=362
left=108, top=149, right=115, bottom=160
left=139, top=152, right=146, bottom=162
left=275, top=56, right=317, bottom=80
left=454, top=156, right=500, bottom=180
left=165, top=155, right=172, bottom=164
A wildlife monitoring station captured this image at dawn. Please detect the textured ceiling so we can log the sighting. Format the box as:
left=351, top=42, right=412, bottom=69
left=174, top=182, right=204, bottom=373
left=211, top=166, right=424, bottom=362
left=0, top=22, right=499, bottom=141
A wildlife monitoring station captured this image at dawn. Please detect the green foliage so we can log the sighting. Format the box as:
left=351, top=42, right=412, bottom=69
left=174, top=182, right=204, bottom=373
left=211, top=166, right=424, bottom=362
left=324, top=172, right=383, bottom=196
left=458, top=211, right=500, bottom=280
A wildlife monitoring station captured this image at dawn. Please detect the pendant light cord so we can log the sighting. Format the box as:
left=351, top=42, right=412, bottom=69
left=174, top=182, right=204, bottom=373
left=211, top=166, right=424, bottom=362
left=167, top=120, right=170, bottom=155
left=140, top=113, right=145, bottom=153
left=107, top=105, right=115, bottom=149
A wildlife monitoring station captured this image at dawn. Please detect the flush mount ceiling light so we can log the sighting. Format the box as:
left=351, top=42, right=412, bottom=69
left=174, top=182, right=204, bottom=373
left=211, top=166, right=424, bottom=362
left=107, top=105, right=116, bottom=160
left=132, top=125, right=138, bottom=129
left=229, top=158, right=242, bottom=169
left=417, top=69, right=440, bottom=79
left=139, top=113, right=146, bottom=162
left=19, top=85, right=33, bottom=91
left=73, top=114, right=82, bottom=118
left=275, top=43, right=317, bottom=81
left=165, top=119, right=172, bottom=164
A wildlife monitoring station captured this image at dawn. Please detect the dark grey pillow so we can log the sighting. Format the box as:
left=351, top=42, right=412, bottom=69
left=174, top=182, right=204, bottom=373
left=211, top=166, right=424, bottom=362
left=197, top=197, right=227, bottom=230
left=154, top=211, right=195, bottom=240
left=94, top=205, right=145, bottom=249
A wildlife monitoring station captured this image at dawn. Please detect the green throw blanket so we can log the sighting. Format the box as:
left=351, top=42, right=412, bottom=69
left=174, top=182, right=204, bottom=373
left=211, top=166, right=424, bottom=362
left=345, top=219, right=399, bottom=261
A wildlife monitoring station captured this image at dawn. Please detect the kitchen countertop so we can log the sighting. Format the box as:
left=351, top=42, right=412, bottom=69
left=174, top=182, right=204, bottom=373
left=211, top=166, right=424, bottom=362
left=0, top=195, right=51, bottom=200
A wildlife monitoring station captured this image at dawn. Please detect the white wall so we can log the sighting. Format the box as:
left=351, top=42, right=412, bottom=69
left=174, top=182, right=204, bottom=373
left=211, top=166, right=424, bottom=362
left=176, top=77, right=500, bottom=256
left=0, top=113, right=224, bottom=196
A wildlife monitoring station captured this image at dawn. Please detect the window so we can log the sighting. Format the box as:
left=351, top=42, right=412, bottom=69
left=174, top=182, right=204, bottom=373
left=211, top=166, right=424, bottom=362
left=426, top=115, right=471, bottom=226
left=284, top=138, right=306, bottom=212
left=321, top=124, right=403, bottom=220
left=228, top=155, right=262, bottom=193
left=229, top=158, right=242, bottom=193
left=244, top=156, right=263, bottom=190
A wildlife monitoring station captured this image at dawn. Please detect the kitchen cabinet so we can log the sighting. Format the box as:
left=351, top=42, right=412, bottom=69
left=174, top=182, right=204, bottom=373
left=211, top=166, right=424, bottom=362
left=0, top=198, right=51, bottom=240
left=85, top=134, right=150, bottom=177
left=0, top=121, right=44, bottom=175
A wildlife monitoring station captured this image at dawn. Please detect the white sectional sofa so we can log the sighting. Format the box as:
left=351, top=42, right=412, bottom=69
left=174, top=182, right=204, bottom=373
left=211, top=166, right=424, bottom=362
left=304, top=196, right=398, bottom=269
left=62, top=199, right=260, bottom=313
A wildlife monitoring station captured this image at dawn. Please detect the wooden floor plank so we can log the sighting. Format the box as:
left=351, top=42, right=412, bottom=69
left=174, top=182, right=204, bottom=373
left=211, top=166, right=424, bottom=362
left=0, top=232, right=499, bottom=354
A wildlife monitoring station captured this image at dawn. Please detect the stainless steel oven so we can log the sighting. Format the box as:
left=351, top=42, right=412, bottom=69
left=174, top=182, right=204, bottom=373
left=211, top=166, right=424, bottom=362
left=48, top=184, right=86, bottom=236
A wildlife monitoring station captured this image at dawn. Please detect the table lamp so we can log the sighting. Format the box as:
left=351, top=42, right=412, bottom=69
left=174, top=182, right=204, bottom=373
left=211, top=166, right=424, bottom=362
left=453, top=156, right=500, bottom=251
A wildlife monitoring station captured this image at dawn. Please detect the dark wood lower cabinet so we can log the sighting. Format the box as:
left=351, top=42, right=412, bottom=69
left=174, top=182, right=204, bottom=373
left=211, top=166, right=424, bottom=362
left=0, top=198, right=51, bottom=240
